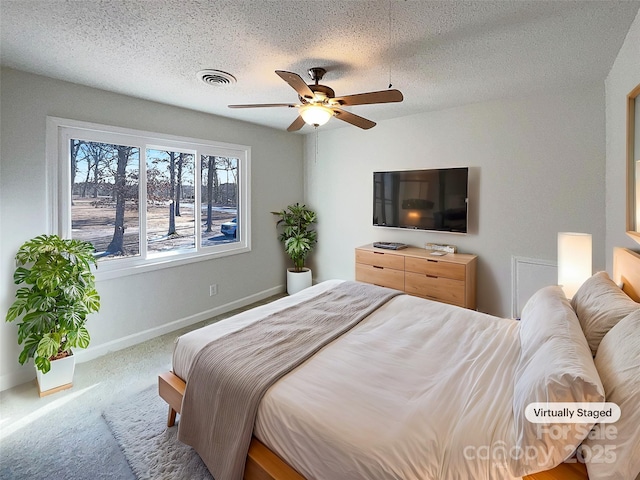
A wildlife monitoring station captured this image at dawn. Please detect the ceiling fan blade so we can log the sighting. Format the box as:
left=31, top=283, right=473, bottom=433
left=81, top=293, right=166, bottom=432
left=332, top=108, right=376, bottom=130
left=275, top=70, right=315, bottom=101
left=287, top=115, right=306, bottom=132
left=228, top=103, right=296, bottom=109
left=333, top=89, right=403, bottom=106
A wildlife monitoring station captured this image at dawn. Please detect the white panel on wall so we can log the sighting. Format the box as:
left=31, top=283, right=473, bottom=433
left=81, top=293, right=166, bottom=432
left=510, top=256, right=557, bottom=319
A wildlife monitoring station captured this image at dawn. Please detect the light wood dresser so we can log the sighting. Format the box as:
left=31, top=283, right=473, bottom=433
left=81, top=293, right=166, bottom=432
left=355, top=244, right=478, bottom=309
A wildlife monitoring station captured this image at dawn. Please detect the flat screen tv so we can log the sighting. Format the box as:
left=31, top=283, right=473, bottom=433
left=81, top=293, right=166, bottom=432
left=373, top=167, right=469, bottom=233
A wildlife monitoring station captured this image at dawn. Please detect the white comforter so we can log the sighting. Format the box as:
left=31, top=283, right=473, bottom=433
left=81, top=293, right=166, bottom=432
left=174, top=280, right=523, bottom=480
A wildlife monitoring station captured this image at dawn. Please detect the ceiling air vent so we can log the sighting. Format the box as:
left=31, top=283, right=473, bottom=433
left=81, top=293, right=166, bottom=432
left=197, top=69, right=237, bottom=86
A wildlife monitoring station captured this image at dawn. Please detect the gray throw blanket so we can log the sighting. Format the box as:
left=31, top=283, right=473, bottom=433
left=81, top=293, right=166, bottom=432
left=177, top=281, right=402, bottom=480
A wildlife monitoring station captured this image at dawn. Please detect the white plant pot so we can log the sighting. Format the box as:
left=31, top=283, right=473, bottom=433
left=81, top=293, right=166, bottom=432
left=287, top=268, right=312, bottom=295
left=36, top=353, right=75, bottom=397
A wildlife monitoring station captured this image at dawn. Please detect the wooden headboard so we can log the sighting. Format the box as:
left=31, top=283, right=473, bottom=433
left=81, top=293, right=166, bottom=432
left=613, top=247, right=640, bottom=302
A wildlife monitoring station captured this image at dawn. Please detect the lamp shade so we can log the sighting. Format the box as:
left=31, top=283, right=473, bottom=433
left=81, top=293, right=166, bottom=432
left=299, top=104, right=333, bottom=127
left=557, top=232, right=592, bottom=298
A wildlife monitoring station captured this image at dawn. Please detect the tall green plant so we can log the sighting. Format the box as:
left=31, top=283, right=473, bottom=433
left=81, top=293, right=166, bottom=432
left=272, top=203, right=317, bottom=272
left=5, top=235, right=100, bottom=373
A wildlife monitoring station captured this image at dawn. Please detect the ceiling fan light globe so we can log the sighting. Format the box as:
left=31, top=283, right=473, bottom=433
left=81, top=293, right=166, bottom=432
left=300, top=104, right=333, bottom=127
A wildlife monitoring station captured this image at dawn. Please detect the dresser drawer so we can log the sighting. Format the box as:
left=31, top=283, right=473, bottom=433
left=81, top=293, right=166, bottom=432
left=355, top=245, right=477, bottom=309
left=356, top=249, right=405, bottom=270
left=405, top=271, right=465, bottom=306
left=356, top=263, right=404, bottom=291
left=405, top=256, right=466, bottom=280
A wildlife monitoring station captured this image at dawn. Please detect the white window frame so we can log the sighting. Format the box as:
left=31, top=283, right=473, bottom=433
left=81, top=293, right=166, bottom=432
left=46, top=116, right=251, bottom=281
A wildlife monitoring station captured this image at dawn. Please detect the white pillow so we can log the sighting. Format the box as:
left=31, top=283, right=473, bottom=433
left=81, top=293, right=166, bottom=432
left=512, top=286, right=605, bottom=477
left=571, top=271, right=639, bottom=355
left=583, top=310, right=640, bottom=480
left=519, top=286, right=577, bottom=362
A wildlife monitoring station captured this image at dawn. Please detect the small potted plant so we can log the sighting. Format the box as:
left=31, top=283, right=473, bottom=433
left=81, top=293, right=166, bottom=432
left=5, top=234, right=100, bottom=396
left=272, top=203, right=318, bottom=294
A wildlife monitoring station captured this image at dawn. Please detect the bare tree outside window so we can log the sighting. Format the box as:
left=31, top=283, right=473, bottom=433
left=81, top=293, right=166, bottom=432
left=105, top=145, right=135, bottom=256
left=146, top=149, right=195, bottom=253
left=71, top=140, right=140, bottom=258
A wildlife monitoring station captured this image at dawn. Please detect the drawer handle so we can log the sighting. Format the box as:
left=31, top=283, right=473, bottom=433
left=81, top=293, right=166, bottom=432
left=374, top=252, right=385, bottom=255
left=373, top=265, right=384, bottom=269
left=426, top=274, right=438, bottom=278
left=427, top=259, right=438, bottom=263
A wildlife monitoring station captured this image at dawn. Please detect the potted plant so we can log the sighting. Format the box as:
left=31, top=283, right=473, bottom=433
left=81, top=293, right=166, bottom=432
left=272, top=203, right=318, bottom=294
left=5, top=234, right=100, bottom=396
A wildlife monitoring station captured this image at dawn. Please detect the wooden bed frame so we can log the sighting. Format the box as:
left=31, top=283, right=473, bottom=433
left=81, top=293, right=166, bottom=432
left=158, top=247, right=640, bottom=480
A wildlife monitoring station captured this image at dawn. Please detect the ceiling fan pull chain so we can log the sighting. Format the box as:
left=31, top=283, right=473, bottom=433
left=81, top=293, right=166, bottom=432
left=388, top=0, right=393, bottom=89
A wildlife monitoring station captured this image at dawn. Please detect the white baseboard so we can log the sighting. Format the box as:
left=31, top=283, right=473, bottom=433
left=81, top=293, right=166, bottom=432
left=0, top=284, right=285, bottom=391
left=0, top=368, right=37, bottom=393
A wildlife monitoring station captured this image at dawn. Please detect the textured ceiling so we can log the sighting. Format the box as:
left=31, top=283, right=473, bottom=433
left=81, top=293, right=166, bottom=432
left=1, top=1, right=639, bottom=133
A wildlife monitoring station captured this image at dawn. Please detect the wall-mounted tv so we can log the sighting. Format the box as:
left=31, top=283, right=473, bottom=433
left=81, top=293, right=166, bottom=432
left=373, top=167, right=469, bottom=233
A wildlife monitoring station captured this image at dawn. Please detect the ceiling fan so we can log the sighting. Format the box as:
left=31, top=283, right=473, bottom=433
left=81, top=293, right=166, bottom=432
left=228, top=67, right=403, bottom=131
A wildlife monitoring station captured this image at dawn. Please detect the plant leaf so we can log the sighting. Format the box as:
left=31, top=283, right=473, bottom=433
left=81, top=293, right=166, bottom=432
left=36, top=334, right=60, bottom=360
left=13, top=267, right=31, bottom=285
left=31, top=294, right=56, bottom=312
left=83, top=290, right=101, bottom=312
left=35, top=356, right=51, bottom=374
left=68, top=326, right=90, bottom=349
left=18, top=335, right=39, bottom=365
left=6, top=298, right=28, bottom=322
left=19, top=311, right=57, bottom=343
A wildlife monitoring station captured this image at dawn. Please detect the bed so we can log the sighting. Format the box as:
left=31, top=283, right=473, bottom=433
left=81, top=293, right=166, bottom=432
left=158, top=247, right=640, bottom=480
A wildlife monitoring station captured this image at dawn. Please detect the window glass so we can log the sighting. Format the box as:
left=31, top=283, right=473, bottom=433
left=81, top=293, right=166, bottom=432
left=146, top=149, right=195, bottom=255
left=49, top=117, right=251, bottom=278
left=71, top=140, right=140, bottom=259
left=201, top=155, right=239, bottom=247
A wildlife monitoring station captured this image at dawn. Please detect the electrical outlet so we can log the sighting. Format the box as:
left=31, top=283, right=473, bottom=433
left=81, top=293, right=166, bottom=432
left=209, top=284, right=218, bottom=296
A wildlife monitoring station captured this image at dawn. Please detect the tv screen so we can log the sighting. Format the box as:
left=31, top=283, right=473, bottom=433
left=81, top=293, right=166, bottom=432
left=373, top=167, right=469, bottom=233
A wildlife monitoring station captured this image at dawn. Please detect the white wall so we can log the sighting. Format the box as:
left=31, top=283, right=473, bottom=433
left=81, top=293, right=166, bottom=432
left=605, top=9, right=640, bottom=270
left=304, top=86, right=606, bottom=318
left=0, top=68, right=304, bottom=390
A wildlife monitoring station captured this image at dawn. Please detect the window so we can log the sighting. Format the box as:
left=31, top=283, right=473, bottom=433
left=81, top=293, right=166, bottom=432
left=47, top=117, right=250, bottom=279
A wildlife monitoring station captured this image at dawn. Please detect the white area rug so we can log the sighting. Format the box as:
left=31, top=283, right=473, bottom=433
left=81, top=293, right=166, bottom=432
left=102, top=386, right=213, bottom=480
